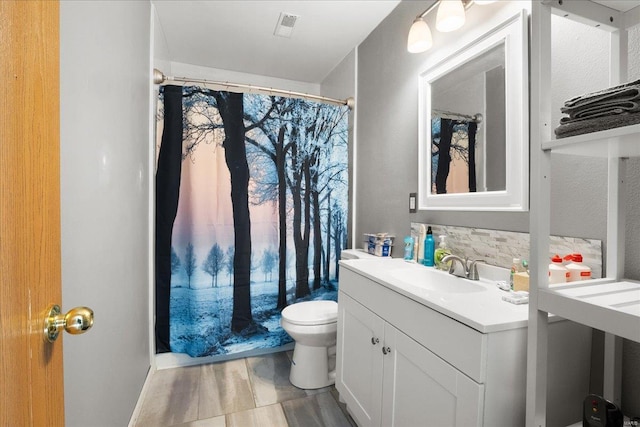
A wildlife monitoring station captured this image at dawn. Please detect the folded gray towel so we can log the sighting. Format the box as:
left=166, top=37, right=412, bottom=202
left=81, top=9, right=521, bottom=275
left=562, top=79, right=640, bottom=109
left=558, top=80, right=640, bottom=130
left=560, top=100, right=640, bottom=123
left=554, top=111, right=640, bottom=139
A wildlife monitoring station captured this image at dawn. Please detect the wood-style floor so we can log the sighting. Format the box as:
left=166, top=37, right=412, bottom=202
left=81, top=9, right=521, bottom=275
left=132, top=351, right=356, bottom=427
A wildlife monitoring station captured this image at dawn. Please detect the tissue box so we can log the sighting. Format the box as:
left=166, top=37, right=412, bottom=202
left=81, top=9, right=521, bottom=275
left=363, top=233, right=394, bottom=257
left=513, top=271, right=530, bottom=292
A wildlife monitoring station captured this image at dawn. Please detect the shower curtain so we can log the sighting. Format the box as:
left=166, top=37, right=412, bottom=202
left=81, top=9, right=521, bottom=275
left=155, top=85, right=349, bottom=357
left=431, top=117, right=478, bottom=194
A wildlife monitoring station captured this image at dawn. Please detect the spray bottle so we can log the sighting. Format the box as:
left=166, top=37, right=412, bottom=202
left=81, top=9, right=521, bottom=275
left=424, top=226, right=435, bottom=267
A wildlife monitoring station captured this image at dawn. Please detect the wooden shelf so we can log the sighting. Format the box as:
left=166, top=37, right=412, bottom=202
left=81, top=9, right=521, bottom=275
left=542, top=123, right=640, bottom=158
left=538, top=279, right=640, bottom=343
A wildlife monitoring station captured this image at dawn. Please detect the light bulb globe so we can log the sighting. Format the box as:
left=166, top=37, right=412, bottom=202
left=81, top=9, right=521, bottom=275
left=407, top=18, right=433, bottom=53
left=436, top=0, right=466, bottom=33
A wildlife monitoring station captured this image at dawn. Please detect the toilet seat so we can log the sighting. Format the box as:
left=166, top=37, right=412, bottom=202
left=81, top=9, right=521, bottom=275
left=281, top=300, right=337, bottom=326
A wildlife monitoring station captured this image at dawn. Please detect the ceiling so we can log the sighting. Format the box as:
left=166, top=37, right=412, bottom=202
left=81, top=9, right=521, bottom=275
left=152, top=0, right=637, bottom=84
left=591, top=0, right=638, bottom=12
left=153, top=1, right=401, bottom=84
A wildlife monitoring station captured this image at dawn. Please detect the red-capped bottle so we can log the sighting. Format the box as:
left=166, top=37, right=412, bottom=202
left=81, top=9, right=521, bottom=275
left=549, top=254, right=569, bottom=284
left=564, top=253, right=591, bottom=282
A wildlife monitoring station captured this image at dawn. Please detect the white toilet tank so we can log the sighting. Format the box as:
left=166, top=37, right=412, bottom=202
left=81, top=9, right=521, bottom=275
left=340, top=248, right=380, bottom=260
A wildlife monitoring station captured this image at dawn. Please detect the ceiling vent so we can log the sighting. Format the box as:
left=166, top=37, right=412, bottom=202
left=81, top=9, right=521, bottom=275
left=274, top=12, right=299, bottom=38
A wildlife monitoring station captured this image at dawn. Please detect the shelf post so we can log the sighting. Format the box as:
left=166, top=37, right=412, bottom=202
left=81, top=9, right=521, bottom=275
left=526, top=2, right=552, bottom=426
left=601, top=21, right=627, bottom=409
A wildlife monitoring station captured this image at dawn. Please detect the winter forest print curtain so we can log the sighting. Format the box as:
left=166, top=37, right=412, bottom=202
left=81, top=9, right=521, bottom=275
left=155, top=85, right=349, bottom=357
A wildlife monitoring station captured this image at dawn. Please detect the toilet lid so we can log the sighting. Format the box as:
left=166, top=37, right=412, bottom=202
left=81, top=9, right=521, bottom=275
left=281, top=300, right=338, bottom=326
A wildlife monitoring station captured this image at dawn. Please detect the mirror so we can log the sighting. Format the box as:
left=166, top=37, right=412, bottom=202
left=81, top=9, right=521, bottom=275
left=418, top=11, right=528, bottom=211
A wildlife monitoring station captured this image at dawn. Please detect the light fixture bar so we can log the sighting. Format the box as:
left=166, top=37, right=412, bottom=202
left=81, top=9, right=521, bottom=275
left=416, top=1, right=440, bottom=19
left=416, top=0, right=474, bottom=20
left=407, top=0, right=484, bottom=54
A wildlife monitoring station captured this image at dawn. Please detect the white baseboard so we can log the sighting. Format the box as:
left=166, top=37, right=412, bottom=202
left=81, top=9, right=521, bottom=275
left=128, top=366, right=155, bottom=427
left=154, top=343, right=295, bottom=370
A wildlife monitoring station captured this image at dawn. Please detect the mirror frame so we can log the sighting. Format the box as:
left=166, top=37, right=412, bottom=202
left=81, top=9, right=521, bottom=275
left=418, top=10, right=528, bottom=211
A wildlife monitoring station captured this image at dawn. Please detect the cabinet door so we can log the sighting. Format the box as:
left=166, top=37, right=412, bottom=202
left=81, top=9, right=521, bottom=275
left=381, top=324, right=485, bottom=427
left=336, top=292, right=385, bottom=427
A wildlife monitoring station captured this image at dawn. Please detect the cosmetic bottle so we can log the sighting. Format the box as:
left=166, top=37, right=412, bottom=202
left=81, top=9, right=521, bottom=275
left=424, top=226, right=435, bottom=267
left=417, top=225, right=426, bottom=265
left=403, top=236, right=414, bottom=261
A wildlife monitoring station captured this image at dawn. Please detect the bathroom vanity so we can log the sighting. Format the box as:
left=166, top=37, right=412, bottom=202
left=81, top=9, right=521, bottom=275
left=336, top=258, right=591, bottom=427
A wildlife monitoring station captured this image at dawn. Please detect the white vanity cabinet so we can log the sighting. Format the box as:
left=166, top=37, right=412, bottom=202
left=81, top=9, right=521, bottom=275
left=338, top=292, right=483, bottom=427
left=336, top=262, right=592, bottom=427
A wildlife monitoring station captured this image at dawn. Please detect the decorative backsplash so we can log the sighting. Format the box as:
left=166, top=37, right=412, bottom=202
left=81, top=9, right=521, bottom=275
left=410, top=223, right=603, bottom=279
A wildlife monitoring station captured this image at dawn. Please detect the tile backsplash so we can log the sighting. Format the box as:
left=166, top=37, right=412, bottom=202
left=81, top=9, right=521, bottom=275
left=410, top=223, right=603, bottom=279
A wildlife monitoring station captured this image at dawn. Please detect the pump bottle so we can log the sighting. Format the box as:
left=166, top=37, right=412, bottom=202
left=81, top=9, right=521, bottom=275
left=434, top=235, right=451, bottom=270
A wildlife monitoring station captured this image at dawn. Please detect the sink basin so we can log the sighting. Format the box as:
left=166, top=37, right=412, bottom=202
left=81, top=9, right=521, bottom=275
left=389, top=267, right=487, bottom=294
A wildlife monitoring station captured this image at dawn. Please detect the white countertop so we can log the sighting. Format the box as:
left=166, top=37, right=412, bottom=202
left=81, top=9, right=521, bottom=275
left=339, top=258, right=553, bottom=333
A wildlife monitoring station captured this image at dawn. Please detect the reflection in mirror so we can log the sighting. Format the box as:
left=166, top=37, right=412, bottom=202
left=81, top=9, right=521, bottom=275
left=430, top=42, right=505, bottom=195
left=431, top=114, right=480, bottom=194
left=418, top=10, right=528, bottom=211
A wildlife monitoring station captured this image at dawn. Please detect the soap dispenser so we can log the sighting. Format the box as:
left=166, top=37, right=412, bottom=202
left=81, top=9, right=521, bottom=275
left=424, top=226, right=435, bottom=267
left=434, top=235, right=451, bottom=270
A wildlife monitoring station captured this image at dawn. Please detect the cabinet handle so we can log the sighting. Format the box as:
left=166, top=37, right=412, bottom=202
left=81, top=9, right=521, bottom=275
left=382, top=346, right=391, bottom=355
left=371, top=337, right=379, bottom=345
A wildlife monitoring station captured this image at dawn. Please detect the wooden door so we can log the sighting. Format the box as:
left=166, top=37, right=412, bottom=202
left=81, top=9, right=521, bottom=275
left=0, top=1, right=64, bottom=426
left=336, top=292, right=385, bottom=427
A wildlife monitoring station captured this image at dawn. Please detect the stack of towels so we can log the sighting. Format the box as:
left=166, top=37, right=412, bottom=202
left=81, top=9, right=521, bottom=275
left=555, top=79, right=640, bottom=138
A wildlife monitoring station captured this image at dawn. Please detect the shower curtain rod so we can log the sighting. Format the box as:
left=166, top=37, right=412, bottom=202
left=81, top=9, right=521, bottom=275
left=153, top=69, right=354, bottom=109
left=433, top=109, right=482, bottom=123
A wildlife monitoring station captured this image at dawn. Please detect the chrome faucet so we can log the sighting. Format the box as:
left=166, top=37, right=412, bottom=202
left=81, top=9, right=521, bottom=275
left=441, top=254, right=467, bottom=278
left=467, top=259, right=486, bottom=280
left=441, top=255, right=486, bottom=280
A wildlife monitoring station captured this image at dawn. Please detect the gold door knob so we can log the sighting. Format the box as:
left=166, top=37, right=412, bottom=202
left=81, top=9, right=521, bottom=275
left=43, top=305, right=94, bottom=342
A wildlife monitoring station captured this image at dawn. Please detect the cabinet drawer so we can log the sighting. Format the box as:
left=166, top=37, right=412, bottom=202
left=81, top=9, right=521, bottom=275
left=340, top=268, right=487, bottom=383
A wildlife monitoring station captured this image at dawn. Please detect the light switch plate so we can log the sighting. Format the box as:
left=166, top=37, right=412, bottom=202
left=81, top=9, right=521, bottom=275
left=409, top=193, right=416, bottom=213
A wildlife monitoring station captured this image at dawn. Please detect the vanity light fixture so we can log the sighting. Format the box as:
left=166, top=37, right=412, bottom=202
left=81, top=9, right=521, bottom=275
left=407, top=17, right=433, bottom=53
left=407, top=0, right=493, bottom=54
left=436, top=0, right=466, bottom=32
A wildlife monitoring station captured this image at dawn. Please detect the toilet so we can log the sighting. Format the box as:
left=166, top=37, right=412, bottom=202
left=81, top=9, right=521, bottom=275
left=280, top=300, right=338, bottom=389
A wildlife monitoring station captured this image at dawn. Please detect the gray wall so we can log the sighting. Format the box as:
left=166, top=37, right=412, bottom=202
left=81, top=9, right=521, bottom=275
left=485, top=66, right=506, bottom=191
left=321, top=49, right=357, bottom=247
left=323, top=0, right=639, bottom=417
left=350, top=1, right=639, bottom=267
left=60, top=1, right=151, bottom=425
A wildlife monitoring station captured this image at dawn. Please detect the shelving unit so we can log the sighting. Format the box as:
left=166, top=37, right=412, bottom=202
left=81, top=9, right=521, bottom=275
left=541, top=123, right=640, bottom=157
left=527, top=1, right=640, bottom=426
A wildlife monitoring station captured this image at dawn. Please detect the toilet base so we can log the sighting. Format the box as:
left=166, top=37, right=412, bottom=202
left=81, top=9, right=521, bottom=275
left=289, top=343, right=336, bottom=389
